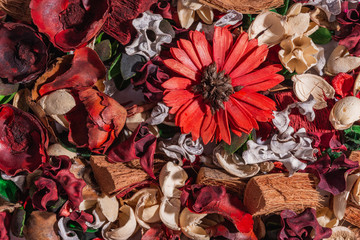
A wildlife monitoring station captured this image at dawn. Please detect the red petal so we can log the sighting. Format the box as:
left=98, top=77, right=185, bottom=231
left=237, top=101, right=274, bottom=122
left=231, top=64, right=283, bottom=87
left=200, top=105, right=216, bottom=144
left=215, top=108, right=231, bottom=144
left=170, top=47, right=198, bottom=71
left=213, top=26, right=233, bottom=70
left=230, top=44, right=268, bottom=79
left=232, top=90, right=276, bottom=111
left=222, top=32, right=249, bottom=74
left=163, top=89, right=196, bottom=114
left=163, top=59, right=200, bottom=81
left=226, top=98, right=257, bottom=134
left=190, top=31, right=212, bottom=67
left=177, top=97, right=205, bottom=139
left=178, top=39, right=202, bottom=70
left=162, top=77, right=194, bottom=90
left=242, top=74, right=284, bottom=92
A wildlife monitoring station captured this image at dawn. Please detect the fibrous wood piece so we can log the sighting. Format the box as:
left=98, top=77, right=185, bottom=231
left=0, top=0, right=31, bottom=21
left=243, top=173, right=321, bottom=216
left=90, top=155, right=149, bottom=195
left=198, top=0, right=284, bottom=14
left=196, top=167, right=247, bottom=198
left=344, top=202, right=360, bottom=228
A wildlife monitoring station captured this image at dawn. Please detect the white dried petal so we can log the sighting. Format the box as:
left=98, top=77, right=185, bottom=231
left=146, top=102, right=169, bottom=125
left=248, top=11, right=285, bottom=46
left=125, top=11, right=173, bottom=60
left=333, top=173, right=360, bottom=220
left=47, top=143, right=77, bottom=159
left=279, top=35, right=319, bottom=74
left=38, top=89, right=76, bottom=115
left=102, top=205, right=137, bottom=240
left=86, top=208, right=106, bottom=229
left=98, top=195, right=119, bottom=222
left=329, top=96, right=360, bottom=130
left=325, top=45, right=360, bottom=76
left=159, top=162, right=188, bottom=198
left=159, top=197, right=181, bottom=230
left=180, top=208, right=209, bottom=240
left=312, top=45, right=326, bottom=75
left=292, top=73, right=335, bottom=109
left=305, top=0, right=342, bottom=22
left=214, top=146, right=260, bottom=178
left=58, top=217, right=80, bottom=240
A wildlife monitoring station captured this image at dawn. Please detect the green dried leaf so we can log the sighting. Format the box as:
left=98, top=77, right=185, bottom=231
left=310, top=27, right=332, bottom=45
left=0, top=92, right=16, bottom=104
left=157, top=124, right=180, bottom=139
left=223, top=132, right=250, bottom=154
left=0, top=177, right=18, bottom=202
left=120, top=53, right=145, bottom=81
left=344, top=125, right=360, bottom=150
left=11, top=207, right=26, bottom=237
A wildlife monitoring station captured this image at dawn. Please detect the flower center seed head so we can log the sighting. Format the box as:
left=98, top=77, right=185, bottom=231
left=192, top=62, right=234, bottom=113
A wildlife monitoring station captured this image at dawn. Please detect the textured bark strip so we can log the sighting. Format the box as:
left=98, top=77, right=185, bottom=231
left=196, top=167, right=247, bottom=198
left=90, top=155, right=149, bottom=195
left=199, top=0, right=284, bottom=14
left=243, top=173, right=321, bottom=216
left=344, top=202, right=360, bottom=228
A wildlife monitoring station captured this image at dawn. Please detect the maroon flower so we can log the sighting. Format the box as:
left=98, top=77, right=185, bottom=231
left=133, top=56, right=169, bottom=102
left=65, top=88, right=127, bottom=154
left=0, top=22, right=47, bottom=84
left=30, top=0, right=109, bottom=51
left=0, top=104, right=49, bottom=176
left=102, top=0, right=157, bottom=45
left=279, top=208, right=332, bottom=240
left=0, top=212, right=10, bottom=240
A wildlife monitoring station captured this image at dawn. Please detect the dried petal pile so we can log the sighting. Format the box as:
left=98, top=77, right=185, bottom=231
left=2, top=0, right=360, bottom=239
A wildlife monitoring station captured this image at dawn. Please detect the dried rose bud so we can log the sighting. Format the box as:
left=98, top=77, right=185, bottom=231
left=30, top=0, right=109, bottom=51
left=0, top=104, right=49, bottom=176
left=0, top=22, right=47, bottom=84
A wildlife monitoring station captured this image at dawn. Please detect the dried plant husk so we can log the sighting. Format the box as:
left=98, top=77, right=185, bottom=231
left=325, top=45, right=360, bottom=76
left=198, top=0, right=283, bottom=14
left=292, top=74, right=335, bottom=110
left=0, top=0, right=31, bottom=21
left=329, top=96, right=360, bottom=130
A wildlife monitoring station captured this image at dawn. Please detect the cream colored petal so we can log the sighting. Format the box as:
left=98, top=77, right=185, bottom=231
left=325, top=45, right=360, bottom=76
left=248, top=11, right=285, bottom=46
left=47, top=143, right=77, bottom=159
left=351, top=177, right=360, bottom=205
left=304, top=22, right=319, bottom=36
left=324, top=226, right=356, bottom=240
left=159, top=162, right=188, bottom=198
left=286, top=3, right=302, bottom=17
left=285, top=13, right=310, bottom=36
left=329, top=96, right=360, bottom=130
left=316, top=207, right=339, bottom=228
left=178, top=0, right=196, bottom=29
left=180, top=208, right=209, bottom=240
left=353, top=73, right=360, bottom=96
left=181, top=0, right=203, bottom=10
left=159, top=197, right=181, bottom=230
left=292, top=74, right=335, bottom=110
left=102, top=205, right=137, bottom=240
left=196, top=6, right=214, bottom=25
left=38, top=89, right=75, bottom=115
left=98, top=195, right=119, bottom=222
left=141, top=204, right=161, bottom=223
left=134, top=192, right=161, bottom=229
left=214, top=147, right=260, bottom=178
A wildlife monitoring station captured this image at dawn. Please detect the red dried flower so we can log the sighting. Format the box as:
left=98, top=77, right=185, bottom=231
left=30, top=0, right=109, bottom=51
left=0, top=104, right=49, bottom=176
left=65, top=88, right=127, bottom=154
left=0, top=22, right=47, bottom=84
left=162, top=27, right=284, bottom=144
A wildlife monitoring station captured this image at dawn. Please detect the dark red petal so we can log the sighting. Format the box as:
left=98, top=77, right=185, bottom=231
left=32, top=177, right=58, bottom=211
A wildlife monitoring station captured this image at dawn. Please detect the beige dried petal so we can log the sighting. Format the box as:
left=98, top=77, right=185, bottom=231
left=316, top=207, right=338, bottom=228
left=180, top=208, right=209, bottom=240
left=38, top=89, right=75, bottom=115
left=177, top=0, right=196, bottom=29
left=98, top=195, right=119, bottom=222
left=47, top=143, right=77, bottom=159
left=248, top=11, right=285, bottom=46
left=333, top=173, right=360, bottom=220
left=126, top=112, right=148, bottom=132
left=353, top=72, right=360, bottom=96
left=351, top=177, right=360, bottom=206
left=197, top=5, right=214, bottom=24
left=324, top=226, right=357, bottom=240
left=102, top=205, right=137, bottom=240
left=325, top=45, right=360, bottom=76
left=285, top=13, right=311, bottom=36
left=214, top=147, right=260, bottom=178
left=279, top=35, right=318, bottom=74
left=292, top=74, right=335, bottom=110
left=159, top=162, right=188, bottom=198
left=329, top=96, right=360, bottom=130
left=181, top=0, right=203, bottom=10
left=286, top=2, right=302, bottom=17
left=159, top=197, right=181, bottom=230
left=310, top=7, right=340, bottom=31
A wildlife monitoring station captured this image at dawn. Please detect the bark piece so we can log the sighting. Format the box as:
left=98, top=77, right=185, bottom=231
left=23, top=211, right=59, bottom=240
left=196, top=167, right=247, bottom=198
left=90, top=155, right=149, bottom=195
left=243, top=173, right=321, bottom=216
left=198, top=0, right=283, bottom=14
left=0, top=0, right=31, bottom=21
left=344, top=202, right=360, bottom=228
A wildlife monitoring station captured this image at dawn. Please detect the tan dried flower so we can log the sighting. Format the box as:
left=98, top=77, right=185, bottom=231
left=279, top=35, right=319, bottom=74
left=177, top=0, right=213, bottom=29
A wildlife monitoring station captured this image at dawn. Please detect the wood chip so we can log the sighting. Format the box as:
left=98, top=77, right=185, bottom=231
left=196, top=167, right=247, bottom=198
left=344, top=202, right=360, bottom=228
left=198, top=0, right=284, bottom=14
left=243, top=173, right=321, bottom=216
